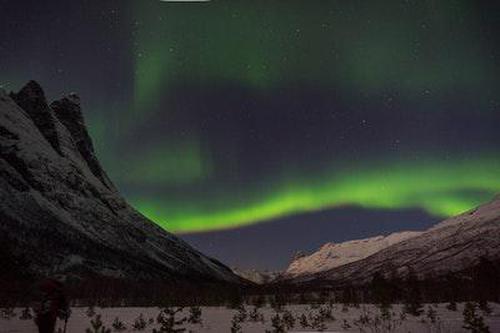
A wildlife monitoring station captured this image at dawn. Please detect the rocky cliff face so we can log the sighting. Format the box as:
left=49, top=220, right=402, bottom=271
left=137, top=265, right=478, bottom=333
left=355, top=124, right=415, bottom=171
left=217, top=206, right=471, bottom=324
left=0, top=81, right=241, bottom=284
left=285, top=196, right=500, bottom=286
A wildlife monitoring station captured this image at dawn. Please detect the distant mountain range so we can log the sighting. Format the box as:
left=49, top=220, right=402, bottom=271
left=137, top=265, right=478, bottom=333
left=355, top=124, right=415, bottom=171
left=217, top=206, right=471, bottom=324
left=0, top=81, right=242, bottom=287
left=283, top=231, right=422, bottom=278
left=279, top=195, right=500, bottom=286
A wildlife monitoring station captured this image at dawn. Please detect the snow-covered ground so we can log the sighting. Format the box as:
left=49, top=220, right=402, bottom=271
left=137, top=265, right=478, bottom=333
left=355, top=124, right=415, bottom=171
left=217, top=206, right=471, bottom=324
left=2, top=303, right=500, bottom=332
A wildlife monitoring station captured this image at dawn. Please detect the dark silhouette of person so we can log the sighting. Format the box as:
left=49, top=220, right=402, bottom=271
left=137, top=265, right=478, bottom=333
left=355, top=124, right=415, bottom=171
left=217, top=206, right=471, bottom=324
left=33, top=278, right=70, bottom=333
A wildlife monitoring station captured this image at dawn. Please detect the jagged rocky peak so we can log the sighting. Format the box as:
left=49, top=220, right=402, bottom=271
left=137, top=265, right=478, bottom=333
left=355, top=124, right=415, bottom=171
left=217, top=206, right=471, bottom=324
left=51, top=92, right=113, bottom=190
left=9, top=80, right=63, bottom=155
left=10, top=80, right=46, bottom=101
left=0, top=81, right=243, bottom=284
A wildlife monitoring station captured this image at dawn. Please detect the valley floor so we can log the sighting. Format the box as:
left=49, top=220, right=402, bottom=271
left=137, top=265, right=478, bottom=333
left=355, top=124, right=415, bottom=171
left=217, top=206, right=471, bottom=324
left=2, top=303, right=500, bottom=332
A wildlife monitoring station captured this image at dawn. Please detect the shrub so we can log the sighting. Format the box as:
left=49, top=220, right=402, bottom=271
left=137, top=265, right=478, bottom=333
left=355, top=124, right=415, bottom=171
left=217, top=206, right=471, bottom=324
left=266, top=313, right=286, bottom=333
left=234, top=304, right=247, bottom=322
left=248, top=306, right=264, bottom=323
left=341, top=319, right=351, bottom=330
left=86, top=305, right=96, bottom=318
left=19, top=307, right=33, bottom=320
left=299, top=313, right=309, bottom=328
left=111, top=317, right=126, bottom=332
left=463, top=302, right=490, bottom=333
left=0, top=307, right=16, bottom=320
left=478, top=300, right=492, bottom=316
left=132, top=313, right=147, bottom=331
left=282, top=309, right=295, bottom=329
left=85, top=314, right=111, bottom=333
left=310, top=313, right=327, bottom=331
left=230, top=314, right=242, bottom=333
left=153, top=307, right=187, bottom=333
left=446, top=301, right=457, bottom=311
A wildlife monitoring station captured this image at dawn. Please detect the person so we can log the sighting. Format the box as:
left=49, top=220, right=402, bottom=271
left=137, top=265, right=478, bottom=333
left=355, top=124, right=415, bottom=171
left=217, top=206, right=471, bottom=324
left=33, top=278, right=71, bottom=333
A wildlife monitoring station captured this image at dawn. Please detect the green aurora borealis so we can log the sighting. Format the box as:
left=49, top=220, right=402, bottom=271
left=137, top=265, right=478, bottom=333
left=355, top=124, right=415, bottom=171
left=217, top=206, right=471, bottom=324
left=2, top=0, right=500, bottom=236
left=125, top=1, right=500, bottom=233
left=134, top=154, right=500, bottom=233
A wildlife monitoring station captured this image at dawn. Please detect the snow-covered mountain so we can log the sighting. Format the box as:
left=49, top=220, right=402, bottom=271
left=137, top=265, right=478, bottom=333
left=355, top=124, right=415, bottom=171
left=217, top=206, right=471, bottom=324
left=283, top=231, right=422, bottom=278
left=284, top=196, right=500, bottom=286
left=0, top=81, right=241, bottom=284
left=232, top=268, right=281, bottom=284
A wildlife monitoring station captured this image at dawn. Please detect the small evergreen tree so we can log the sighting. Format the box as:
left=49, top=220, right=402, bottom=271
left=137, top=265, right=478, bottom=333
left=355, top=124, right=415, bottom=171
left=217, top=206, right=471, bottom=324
left=310, top=312, right=327, bottom=331
left=0, top=307, right=16, bottom=320
left=463, top=302, right=490, bottom=333
left=153, top=307, right=187, bottom=333
left=248, top=306, right=264, bottom=322
left=111, top=317, right=126, bottom=332
left=282, top=309, right=296, bottom=329
left=426, top=305, right=438, bottom=323
left=266, top=313, right=286, bottom=333
left=446, top=300, right=458, bottom=311
left=19, top=307, right=33, bottom=320
left=478, top=300, right=492, bottom=316
left=234, top=304, right=247, bottom=322
left=230, top=314, right=242, bottom=333
left=341, top=319, right=351, bottom=330
left=85, top=314, right=111, bottom=333
left=187, top=306, right=202, bottom=325
left=132, top=313, right=147, bottom=331
left=299, top=313, right=309, bottom=328
left=86, top=305, right=96, bottom=318
left=318, top=305, right=335, bottom=321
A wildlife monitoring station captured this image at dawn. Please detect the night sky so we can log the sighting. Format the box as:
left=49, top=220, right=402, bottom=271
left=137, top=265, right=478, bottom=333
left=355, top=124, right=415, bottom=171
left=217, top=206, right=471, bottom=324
left=1, top=0, right=500, bottom=270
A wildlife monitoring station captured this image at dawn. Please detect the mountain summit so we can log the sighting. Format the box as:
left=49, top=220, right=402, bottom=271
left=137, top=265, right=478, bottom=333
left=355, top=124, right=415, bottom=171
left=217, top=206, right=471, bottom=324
left=0, top=81, right=241, bottom=287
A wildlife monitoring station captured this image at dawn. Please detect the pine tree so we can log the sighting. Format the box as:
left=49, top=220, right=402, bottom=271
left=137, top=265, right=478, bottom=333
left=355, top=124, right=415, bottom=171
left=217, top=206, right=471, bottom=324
left=299, top=313, right=310, bottom=328
left=111, top=317, right=126, bottom=332
left=478, top=300, right=492, bottom=316
left=187, top=306, right=202, bottom=325
left=310, top=312, right=327, bottom=331
left=462, top=302, right=490, bottom=333
left=446, top=300, right=458, bottom=311
left=266, top=313, right=286, bottom=333
left=248, top=306, right=264, bottom=322
left=85, top=314, right=111, bottom=333
left=426, top=305, right=438, bottom=324
left=86, top=305, right=96, bottom=318
left=19, top=307, right=33, bottom=320
left=132, top=313, right=147, bottom=331
left=0, top=307, right=16, bottom=320
left=341, top=319, right=352, bottom=330
left=282, top=310, right=296, bottom=329
left=235, top=303, right=247, bottom=322
left=318, top=305, right=335, bottom=321
left=230, top=314, right=242, bottom=333
left=153, top=307, right=187, bottom=333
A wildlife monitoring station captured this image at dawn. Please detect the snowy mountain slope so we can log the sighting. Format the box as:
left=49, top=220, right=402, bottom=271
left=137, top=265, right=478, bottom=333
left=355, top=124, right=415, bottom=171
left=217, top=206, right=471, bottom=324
left=231, top=268, right=280, bottom=284
left=0, top=81, right=241, bottom=284
left=283, top=231, right=422, bottom=278
left=286, top=196, right=500, bottom=285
